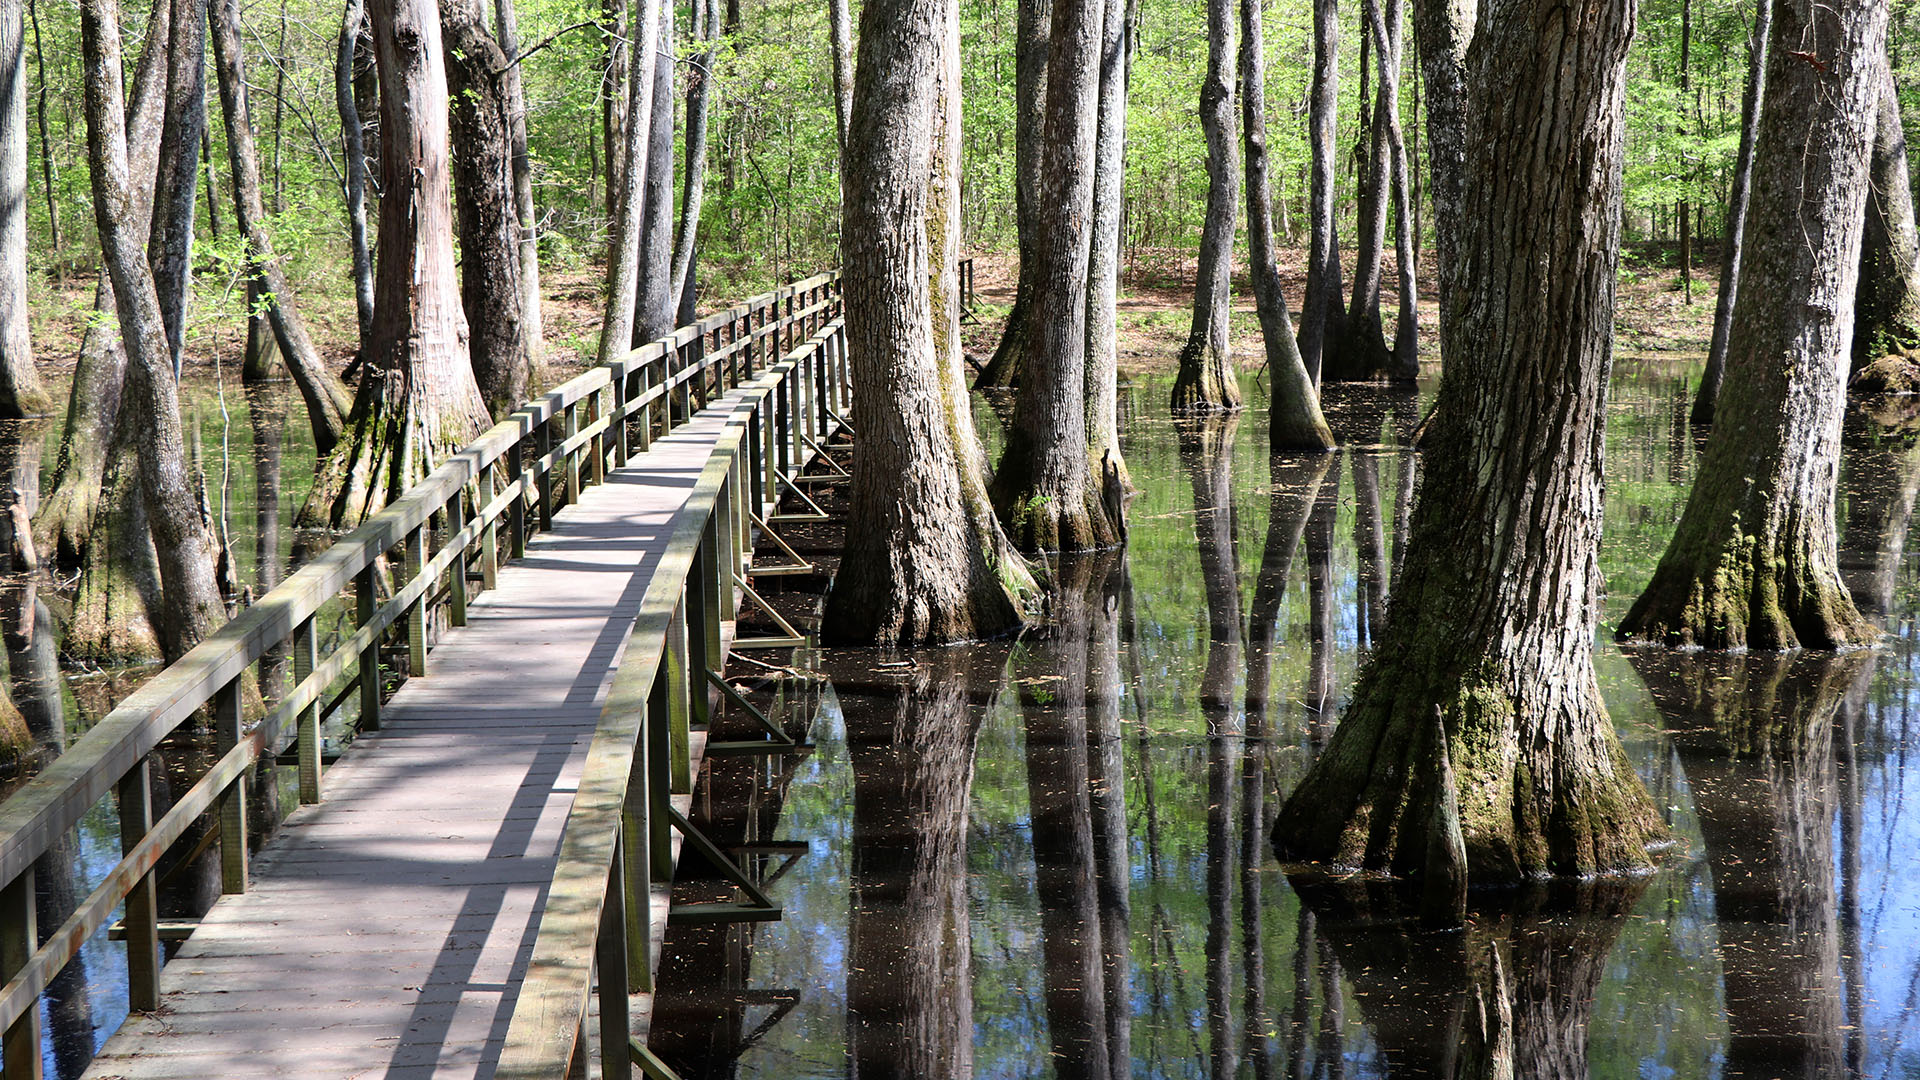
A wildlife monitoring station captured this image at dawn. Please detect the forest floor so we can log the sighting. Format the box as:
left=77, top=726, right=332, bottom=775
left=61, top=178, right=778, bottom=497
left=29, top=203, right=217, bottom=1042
left=22, top=243, right=1718, bottom=392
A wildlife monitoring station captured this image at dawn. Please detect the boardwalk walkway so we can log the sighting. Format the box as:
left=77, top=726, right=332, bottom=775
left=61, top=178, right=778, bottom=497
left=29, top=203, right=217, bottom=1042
left=80, top=402, right=744, bottom=1080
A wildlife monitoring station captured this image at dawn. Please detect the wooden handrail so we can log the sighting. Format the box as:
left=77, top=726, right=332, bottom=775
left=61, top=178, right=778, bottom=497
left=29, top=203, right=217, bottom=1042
left=0, top=273, right=842, bottom=1061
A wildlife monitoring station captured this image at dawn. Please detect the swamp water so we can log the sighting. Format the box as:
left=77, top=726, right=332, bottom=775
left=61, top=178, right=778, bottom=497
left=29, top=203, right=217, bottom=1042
left=650, top=363, right=1920, bottom=1079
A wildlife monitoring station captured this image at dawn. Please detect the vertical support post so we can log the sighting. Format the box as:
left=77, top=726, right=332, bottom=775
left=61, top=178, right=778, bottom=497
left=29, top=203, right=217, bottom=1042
left=596, top=839, right=633, bottom=1080
left=667, top=602, right=692, bottom=795
left=788, top=360, right=804, bottom=474
left=481, top=462, right=501, bottom=592
left=117, top=760, right=160, bottom=1012
left=647, top=633, right=674, bottom=880
left=508, top=449, right=528, bottom=561
left=214, top=679, right=249, bottom=894
left=697, top=513, right=724, bottom=679
left=634, top=366, right=653, bottom=454
left=1, top=867, right=39, bottom=1080
left=589, top=386, right=608, bottom=486
left=624, top=710, right=653, bottom=992
left=773, top=362, right=791, bottom=480
left=563, top=402, right=581, bottom=508
left=448, top=495, right=469, bottom=629
left=405, top=526, right=428, bottom=677
left=612, top=364, right=631, bottom=466
left=536, top=418, right=555, bottom=531
left=685, top=539, right=713, bottom=734
left=295, top=617, right=322, bottom=803
left=357, top=563, right=382, bottom=732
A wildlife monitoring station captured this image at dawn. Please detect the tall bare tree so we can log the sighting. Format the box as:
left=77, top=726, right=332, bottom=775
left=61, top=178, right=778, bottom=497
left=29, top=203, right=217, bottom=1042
left=1170, top=0, right=1241, bottom=412
left=595, top=0, right=663, bottom=367
left=493, top=0, right=543, bottom=376
left=148, top=0, right=204, bottom=376
left=1296, top=0, right=1343, bottom=384
left=1084, top=0, right=1131, bottom=491
left=336, top=0, right=375, bottom=352
left=972, top=0, right=1049, bottom=390
left=632, top=1, right=675, bottom=344
left=0, top=0, right=48, bottom=418
left=1691, top=0, right=1768, bottom=424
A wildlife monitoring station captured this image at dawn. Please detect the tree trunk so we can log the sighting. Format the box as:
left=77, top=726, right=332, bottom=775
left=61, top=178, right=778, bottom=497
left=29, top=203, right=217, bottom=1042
left=1619, top=0, right=1885, bottom=651
left=1241, top=0, right=1333, bottom=452
left=1409, top=0, right=1472, bottom=370
left=337, top=0, right=375, bottom=353
left=492, top=0, right=543, bottom=379
left=1296, top=0, right=1344, bottom=385
left=669, top=0, right=716, bottom=315
left=27, top=0, right=54, bottom=264
left=595, top=0, right=662, bottom=368
left=303, top=0, right=492, bottom=529
left=632, top=1, right=675, bottom=345
left=990, top=0, right=1120, bottom=552
left=1275, top=0, right=1664, bottom=881
left=1084, top=0, right=1130, bottom=494
left=821, top=0, right=1032, bottom=645
left=1837, top=412, right=1920, bottom=618
left=80, top=0, right=226, bottom=660
left=598, top=0, right=626, bottom=222
left=208, top=0, right=353, bottom=451
left=1678, top=0, right=1692, bottom=305
left=972, top=0, right=1049, bottom=391
left=1692, top=0, right=1768, bottom=424
left=34, top=0, right=167, bottom=568
left=0, top=0, right=48, bottom=418
left=1370, top=0, right=1418, bottom=382
left=1083, top=554, right=1130, bottom=1080
left=828, top=0, right=852, bottom=158
left=1170, top=0, right=1241, bottom=412
left=1335, top=0, right=1392, bottom=382
left=1850, top=54, right=1920, bottom=379
left=443, top=0, right=530, bottom=417
left=147, top=0, right=204, bottom=377
left=240, top=277, right=277, bottom=384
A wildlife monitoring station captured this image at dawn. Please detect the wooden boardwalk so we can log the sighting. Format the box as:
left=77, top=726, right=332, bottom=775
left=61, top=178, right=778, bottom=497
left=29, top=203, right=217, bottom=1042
left=79, top=399, right=749, bottom=1080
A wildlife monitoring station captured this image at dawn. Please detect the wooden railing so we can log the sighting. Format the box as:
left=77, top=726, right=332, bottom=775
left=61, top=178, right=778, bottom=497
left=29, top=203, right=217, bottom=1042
left=0, top=270, right=846, bottom=1080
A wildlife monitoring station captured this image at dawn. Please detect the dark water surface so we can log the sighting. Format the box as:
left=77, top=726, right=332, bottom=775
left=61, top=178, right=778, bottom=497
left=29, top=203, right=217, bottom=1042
left=651, top=363, right=1920, bottom=1079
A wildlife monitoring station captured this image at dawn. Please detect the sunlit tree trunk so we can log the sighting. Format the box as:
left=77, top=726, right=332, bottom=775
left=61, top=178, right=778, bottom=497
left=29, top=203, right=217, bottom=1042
left=595, top=0, right=662, bottom=367
left=0, top=0, right=48, bottom=418
left=1170, top=0, right=1242, bottom=412
left=1370, top=0, right=1418, bottom=381
left=1849, top=54, right=1920, bottom=387
left=1242, top=0, right=1333, bottom=451
left=632, top=1, right=675, bottom=344
left=1276, top=0, right=1663, bottom=881
left=1410, top=0, right=1472, bottom=370
left=1296, top=0, right=1344, bottom=384
left=1692, top=0, right=1767, bottom=424
left=336, top=0, right=375, bottom=353
left=1084, top=0, right=1131, bottom=493
left=1619, top=0, right=1886, bottom=650
left=493, top=0, right=543, bottom=377
left=148, top=0, right=203, bottom=377
left=670, top=0, right=717, bottom=322
left=973, top=0, right=1049, bottom=390
left=303, top=0, right=492, bottom=528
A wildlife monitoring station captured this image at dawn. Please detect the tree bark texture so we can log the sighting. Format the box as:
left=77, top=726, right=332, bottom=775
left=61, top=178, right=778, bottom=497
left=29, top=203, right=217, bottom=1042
left=1618, top=0, right=1885, bottom=651
left=1241, top=0, right=1333, bottom=452
left=305, top=0, right=492, bottom=528
left=1083, top=0, right=1130, bottom=493
left=443, top=0, right=531, bottom=417
left=1370, top=0, right=1418, bottom=381
left=828, top=0, right=853, bottom=158
left=27, top=0, right=55, bottom=263
left=990, top=0, right=1121, bottom=552
left=1693, top=0, right=1768, bottom=424
left=595, top=0, right=662, bottom=368
left=35, top=0, right=167, bottom=568
left=492, top=0, right=543, bottom=377
left=148, top=0, right=205, bottom=377
left=821, top=0, right=1030, bottom=645
left=1850, top=55, right=1920, bottom=374
left=632, top=1, right=675, bottom=345
left=80, top=0, right=226, bottom=660
left=1296, top=0, right=1343, bottom=385
left=0, top=0, right=48, bottom=418
left=973, top=0, right=1050, bottom=391
left=598, top=0, right=627, bottom=221
left=336, top=0, right=376, bottom=352
left=209, top=0, right=353, bottom=452
left=1409, top=0, right=1473, bottom=370
left=1334, top=0, right=1393, bottom=383
left=670, top=0, right=717, bottom=315
left=1275, top=0, right=1664, bottom=881
left=1170, top=0, right=1241, bottom=412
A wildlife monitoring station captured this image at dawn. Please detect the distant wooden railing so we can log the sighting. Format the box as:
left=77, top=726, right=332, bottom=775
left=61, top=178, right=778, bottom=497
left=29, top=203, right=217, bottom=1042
left=0, top=270, right=846, bottom=1080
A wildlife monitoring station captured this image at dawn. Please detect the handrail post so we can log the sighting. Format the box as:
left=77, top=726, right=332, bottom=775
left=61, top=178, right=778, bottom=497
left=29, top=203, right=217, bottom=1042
left=589, top=386, right=608, bottom=487
left=406, top=526, right=428, bottom=677
left=448, top=496, right=469, bottom=629
left=295, top=616, right=323, bottom=803
left=357, top=563, right=383, bottom=731
left=635, top=362, right=654, bottom=453
left=214, top=679, right=249, bottom=894
left=667, top=601, right=692, bottom=796
left=647, top=629, right=675, bottom=881
left=563, top=402, right=581, bottom=508
left=117, top=759, right=161, bottom=1011
left=536, top=417, right=556, bottom=531
left=623, top=724, right=652, bottom=993
left=481, top=462, right=501, bottom=591
left=596, top=838, right=633, bottom=1080
left=1, top=866, right=40, bottom=1080
left=611, top=367, right=631, bottom=467
left=689, top=521, right=720, bottom=729
left=508, top=450, right=528, bottom=561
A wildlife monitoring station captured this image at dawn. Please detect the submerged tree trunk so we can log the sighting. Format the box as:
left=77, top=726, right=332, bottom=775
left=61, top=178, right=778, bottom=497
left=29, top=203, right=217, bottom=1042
left=81, top=0, right=226, bottom=659
left=1242, top=0, right=1332, bottom=452
left=1084, top=0, right=1131, bottom=494
left=1619, top=0, right=1885, bottom=651
left=1296, top=0, right=1343, bottom=384
left=1335, top=0, right=1392, bottom=382
left=1275, top=0, right=1664, bottom=882
left=209, top=0, right=352, bottom=452
left=443, top=0, right=530, bottom=416
left=337, top=0, right=375, bottom=354
left=1372, top=0, right=1418, bottom=381
left=632, top=2, right=675, bottom=345
left=303, top=0, right=492, bottom=529
left=1170, top=0, right=1241, bottom=412
left=990, top=0, right=1121, bottom=552
left=1693, top=0, right=1768, bottom=424
left=148, top=0, right=204, bottom=377
left=1410, top=0, right=1472, bottom=370
left=1849, top=55, right=1920, bottom=384
left=973, top=0, right=1050, bottom=391
left=0, top=0, right=49, bottom=418
left=595, top=0, right=662, bottom=367
left=822, top=0, right=1032, bottom=645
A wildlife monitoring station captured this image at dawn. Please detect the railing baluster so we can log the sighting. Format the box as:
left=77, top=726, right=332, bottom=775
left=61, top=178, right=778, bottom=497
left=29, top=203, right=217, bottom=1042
left=589, top=386, right=607, bottom=487
left=358, top=562, right=382, bottom=732
left=215, top=679, right=249, bottom=894
left=536, top=417, right=556, bottom=531
left=623, top=718, right=652, bottom=992
left=406, top=526, right=428, bottom=677
left=647, top=629, right=674, bottom=881
left=1, top=866, right=39, bottom=1080
left=508, top=448, right=528, bottom=561
left=667, top=601, right=692, bottom=797
left=612, top=367, right=631, bottom=466
left=117, top=759, right=160, bottom=1012
left=563, top=402, right=580, bottom=508
left=596, top=839, right=632, bottom=1080
left=481, top=462, right=501, bottom=592
left=448, top=494, right=469, bottom=629
left=295, top=617, right=323, bottom=803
